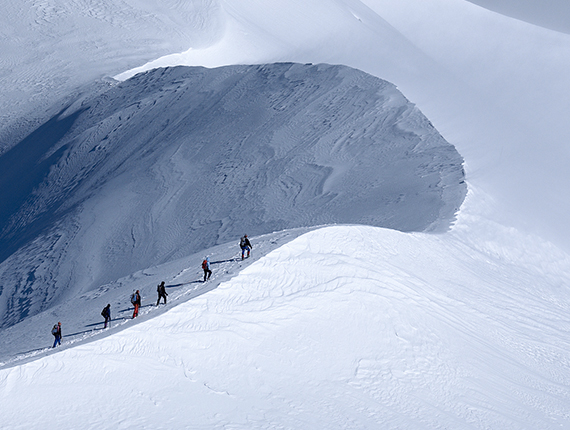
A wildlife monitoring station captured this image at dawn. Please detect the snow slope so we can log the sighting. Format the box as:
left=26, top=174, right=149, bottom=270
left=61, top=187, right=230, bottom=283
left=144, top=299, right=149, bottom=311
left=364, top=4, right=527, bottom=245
left=0, top=63, right=465, bottom=329
left=0, top=226, right=317, bottom=366
left=2, top=0, right=570, bottom=250
left=2, top=219, right=570, bottom=429
left=0, top=0, right=223, bottom=147
left=3, top=0, right=570, bottom=248
left=116, top=0, right=570, bottom=252
left=1, top=0, right=570, bottom=428
left=467, top=0, right=570, bottom=34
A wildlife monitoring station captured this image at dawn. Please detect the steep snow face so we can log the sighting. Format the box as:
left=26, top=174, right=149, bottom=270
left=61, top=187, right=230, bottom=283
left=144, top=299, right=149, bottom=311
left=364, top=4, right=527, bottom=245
left=4, top=0, right=570, bottom=252
left=114, top=0, right=570, bottom=253
left=0, top=63, right=466, bottom=329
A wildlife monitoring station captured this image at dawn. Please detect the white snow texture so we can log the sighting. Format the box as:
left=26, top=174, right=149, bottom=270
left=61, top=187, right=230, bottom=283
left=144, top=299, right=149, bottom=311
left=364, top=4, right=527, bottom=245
left=1, top=0, right=570, bottom=429
left=0, top=62, right=465, bottom=330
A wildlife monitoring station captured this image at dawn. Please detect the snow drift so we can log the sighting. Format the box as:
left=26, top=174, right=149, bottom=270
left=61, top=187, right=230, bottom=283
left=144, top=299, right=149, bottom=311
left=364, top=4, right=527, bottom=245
left=0, top=62, right=465, bottom=329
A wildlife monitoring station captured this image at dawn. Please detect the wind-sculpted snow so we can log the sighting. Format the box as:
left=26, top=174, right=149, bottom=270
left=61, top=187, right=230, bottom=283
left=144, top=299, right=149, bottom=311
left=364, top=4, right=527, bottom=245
left=2, top=224, right=570, bottom=428
left=0, top=62, right=465, bottom=328
left=0, top=227, right=315, bottom=366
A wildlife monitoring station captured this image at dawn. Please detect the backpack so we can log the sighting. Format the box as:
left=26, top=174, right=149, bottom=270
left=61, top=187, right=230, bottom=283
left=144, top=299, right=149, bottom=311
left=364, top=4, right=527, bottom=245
left=131, top=293, right=137, bottom=305
left=240, top=237, right=246, bottom=247
left=51, top=325, right=58, bottom=336
left=202, top=259, right=208, bottom=270
left=101, top=308, right=106, bottom=317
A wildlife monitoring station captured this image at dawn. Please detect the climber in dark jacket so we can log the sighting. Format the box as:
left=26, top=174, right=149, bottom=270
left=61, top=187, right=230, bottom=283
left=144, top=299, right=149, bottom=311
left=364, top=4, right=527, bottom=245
left=52, top=322, right=62, bottom=348
left=101, top=304, right=111, bottom=328
left=156, top=281, right=168, bottom=305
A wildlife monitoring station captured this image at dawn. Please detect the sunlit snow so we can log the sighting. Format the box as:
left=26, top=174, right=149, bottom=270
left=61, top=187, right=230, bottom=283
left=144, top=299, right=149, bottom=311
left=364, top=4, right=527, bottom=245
left=1, top=0, right=570, bottom=429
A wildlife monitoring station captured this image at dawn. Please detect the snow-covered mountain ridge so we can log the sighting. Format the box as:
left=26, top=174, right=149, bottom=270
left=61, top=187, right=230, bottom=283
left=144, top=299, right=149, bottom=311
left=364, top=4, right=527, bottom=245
left=2, top=0, right=570, bottom=427
left=0, top=62, right=465, bottom=329
left=2, top=222, right=570, bottom=428
left=0, top=226, right=317, bottom=366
